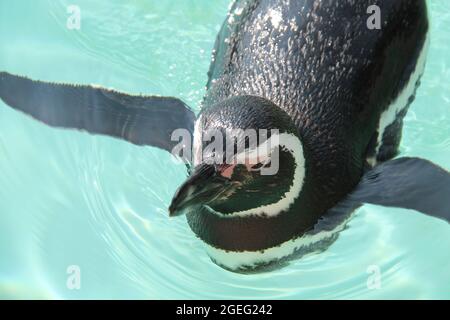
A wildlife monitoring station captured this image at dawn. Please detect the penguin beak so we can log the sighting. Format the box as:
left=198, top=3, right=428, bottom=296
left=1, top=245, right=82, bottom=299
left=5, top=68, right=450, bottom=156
left=169, top=164, right=232, bottom=217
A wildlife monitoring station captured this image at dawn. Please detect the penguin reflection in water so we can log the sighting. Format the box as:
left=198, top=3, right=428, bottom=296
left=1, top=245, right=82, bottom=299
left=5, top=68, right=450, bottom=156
left=1, top=0, right=449, bottom=273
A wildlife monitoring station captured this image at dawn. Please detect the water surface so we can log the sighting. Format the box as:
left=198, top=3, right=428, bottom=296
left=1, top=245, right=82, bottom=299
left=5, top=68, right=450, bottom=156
left=0, top=0, right=449, bottom=299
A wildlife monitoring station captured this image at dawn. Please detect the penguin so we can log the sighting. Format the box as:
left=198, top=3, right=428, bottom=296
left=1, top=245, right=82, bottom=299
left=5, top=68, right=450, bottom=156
left=0, top=0, right=449, bottom=273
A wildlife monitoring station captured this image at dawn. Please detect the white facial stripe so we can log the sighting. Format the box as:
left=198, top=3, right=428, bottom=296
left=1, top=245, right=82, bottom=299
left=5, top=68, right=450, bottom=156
left=209, top=133, right=305, bottom=218
left=204, top=212, right=353, bottom=271
left=233, top=132, right=280, bottom=164
left=193, top=114, right=203, bottom=166
left=374, top=34, right=429, bottom=160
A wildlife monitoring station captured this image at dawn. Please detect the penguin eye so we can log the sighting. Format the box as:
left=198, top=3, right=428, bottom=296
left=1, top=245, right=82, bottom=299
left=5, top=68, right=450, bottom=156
left=250, top=163, right=264, bottom=170
left=251, top=160, right=271, bottom=170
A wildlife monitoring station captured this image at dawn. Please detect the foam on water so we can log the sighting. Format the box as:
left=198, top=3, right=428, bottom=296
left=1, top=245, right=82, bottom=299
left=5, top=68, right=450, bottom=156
left=0, top=0, right=449, bottom=299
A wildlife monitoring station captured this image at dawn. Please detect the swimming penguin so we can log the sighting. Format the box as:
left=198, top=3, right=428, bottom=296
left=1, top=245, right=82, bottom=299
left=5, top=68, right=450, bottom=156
left=0, top=0, right=449, bottom=273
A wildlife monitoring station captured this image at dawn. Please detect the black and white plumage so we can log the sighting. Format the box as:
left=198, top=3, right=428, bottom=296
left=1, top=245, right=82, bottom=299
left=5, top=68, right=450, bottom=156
left=179, top=0, right=434, bottom=271
left=0, top=0, right=448, bottom=273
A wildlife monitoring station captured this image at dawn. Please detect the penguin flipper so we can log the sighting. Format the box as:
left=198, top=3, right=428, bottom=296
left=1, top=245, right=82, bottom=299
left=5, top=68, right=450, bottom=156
left=0, top=72, right=196, bottom=152
left=344, top=157, right=450, bottom=223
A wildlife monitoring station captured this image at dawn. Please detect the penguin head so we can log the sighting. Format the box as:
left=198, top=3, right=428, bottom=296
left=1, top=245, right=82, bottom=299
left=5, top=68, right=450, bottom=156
left=169, top=95, right=306, bottom=218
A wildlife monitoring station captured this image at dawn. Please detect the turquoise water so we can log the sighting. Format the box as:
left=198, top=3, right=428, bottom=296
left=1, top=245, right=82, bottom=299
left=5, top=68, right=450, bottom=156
left=0, top=0, right=449, bottom=299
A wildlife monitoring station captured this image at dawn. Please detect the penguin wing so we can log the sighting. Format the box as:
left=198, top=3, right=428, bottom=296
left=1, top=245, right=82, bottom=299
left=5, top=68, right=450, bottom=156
left=0, top=72, right=196, bottom=153
left=340, top=157, right=450, bottom=223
